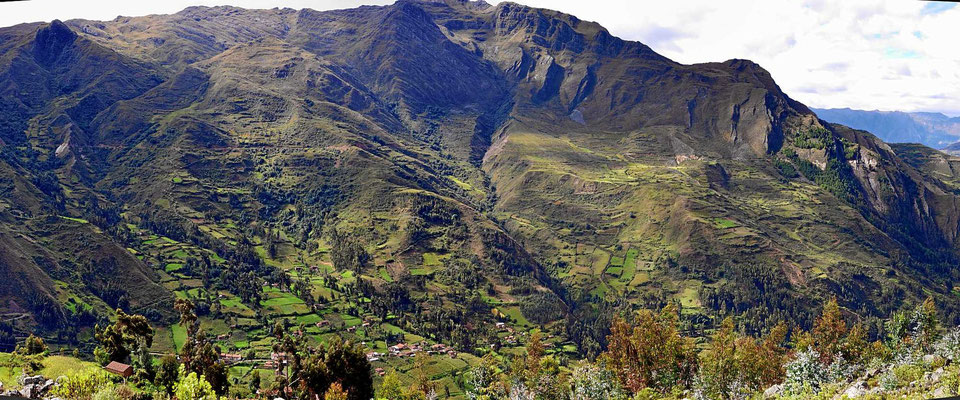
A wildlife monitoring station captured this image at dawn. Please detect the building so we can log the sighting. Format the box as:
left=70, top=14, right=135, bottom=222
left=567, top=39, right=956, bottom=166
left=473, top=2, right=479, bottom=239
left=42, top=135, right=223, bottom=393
left=389, top=343, right=407, bottom=354
left=366, top=351, right=383, bottom=362
left=104, top=361, right=133, bottom=378
left=221, top=353, right=243, bottom=364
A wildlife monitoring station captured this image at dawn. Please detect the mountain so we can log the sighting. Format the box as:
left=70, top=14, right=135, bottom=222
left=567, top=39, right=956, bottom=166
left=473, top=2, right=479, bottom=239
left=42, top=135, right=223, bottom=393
left=2, top=0, right=960, bottom=363
left=812, top=107, right=960, bottom=149
left=944, top=141, right=960, bottom=156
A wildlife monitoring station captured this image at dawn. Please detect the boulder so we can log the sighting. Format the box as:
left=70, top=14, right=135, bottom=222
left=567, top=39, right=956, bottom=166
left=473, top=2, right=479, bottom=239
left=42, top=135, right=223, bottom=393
left=39, top=379, right=55, bottom=393
left=763, top=384, right=783, bottom=398
left=20, top=374, right=45, bottom=385
left=932, top=386, right=951, bottom=398
left=842, top=381, right=867, bottom=399
left=19, top=384, right=36, bottom=399
left=932, top=367, right=945, bottom=383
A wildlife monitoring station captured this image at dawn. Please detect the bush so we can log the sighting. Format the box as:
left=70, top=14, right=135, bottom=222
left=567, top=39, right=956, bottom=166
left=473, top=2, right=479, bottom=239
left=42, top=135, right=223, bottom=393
left=51, top=368, right=116, bottom=400
left=934, top=327, right=960, bottom=361
left=173, top=365, right=218, bottom=400
left=568, top=363, right=627, bottom=400
left=880, top=363, right=924, bottom=391
left=783, top=349, right=826, bottom=395
left=92, top=387, right=122, bottom=400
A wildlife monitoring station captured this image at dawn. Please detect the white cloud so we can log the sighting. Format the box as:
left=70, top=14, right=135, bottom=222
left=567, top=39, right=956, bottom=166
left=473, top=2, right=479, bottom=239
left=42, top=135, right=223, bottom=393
left=490, top=0, right=960, bottom=116
left=0, top=0, right=957, bottom=116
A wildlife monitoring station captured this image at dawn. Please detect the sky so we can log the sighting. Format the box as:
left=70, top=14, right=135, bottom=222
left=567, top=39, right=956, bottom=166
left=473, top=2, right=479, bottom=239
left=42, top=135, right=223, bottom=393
left=1, top=0, right=957, bottom=116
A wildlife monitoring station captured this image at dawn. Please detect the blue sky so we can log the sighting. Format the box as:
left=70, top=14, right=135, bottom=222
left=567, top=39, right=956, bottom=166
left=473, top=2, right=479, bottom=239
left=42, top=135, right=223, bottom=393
left=1, top=0, right=957, bottom=116
left=921, top=2, right=956, bottom=16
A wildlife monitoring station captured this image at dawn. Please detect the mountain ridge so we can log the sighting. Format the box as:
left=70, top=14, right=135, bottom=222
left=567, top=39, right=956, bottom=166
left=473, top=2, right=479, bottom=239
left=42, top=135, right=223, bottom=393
left=813, top=107, right=960, bottom=149
left=1, top=0, right=959, bottom=361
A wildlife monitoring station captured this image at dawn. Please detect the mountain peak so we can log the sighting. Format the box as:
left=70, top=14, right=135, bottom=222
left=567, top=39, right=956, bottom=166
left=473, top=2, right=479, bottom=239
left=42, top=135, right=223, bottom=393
left=32, top=19, right=76, bottom=67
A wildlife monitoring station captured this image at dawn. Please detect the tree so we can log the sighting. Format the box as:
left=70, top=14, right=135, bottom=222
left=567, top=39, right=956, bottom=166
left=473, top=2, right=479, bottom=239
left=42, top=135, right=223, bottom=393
left=176, top=299, right=229, bottom=395
left=812, top=298, right=846, bottom=365
left=174, top=364, right=218, bottom=400
left=249, top=370, right=262, bottom=395
left=270, top=321, right=372, bottom=400
left=329, top=229, right=370, bottom=274
left=94, top=309, right=154, bottom=364
left=466, top=353, right=506, bottom=400
left=323, top=337, right=374, bottom=400
left=885, top=297, right=942, bottom=355
left=698, top=318, right=789, bottom=398
left=750, top=321, right=789, bottom=388
left=568, top=363, right=627, bottom=400
left=526, top=332, right=545, bottom=378
left=412, top=355, right=437, bottom=399
left=17, top=334, right=47, bottom=356
left=377, top=372, right=406, bottom=400
left=602, top=304, right=698, bottom=393
left=131, top=342, right=155, bottom=383
left=324, top=382, right=348, bottom=400
left=698, top=317, right=737, bottom=399
left=914, top=297, right=941, bottom=351
left=155, top=355, right=181, bottom=394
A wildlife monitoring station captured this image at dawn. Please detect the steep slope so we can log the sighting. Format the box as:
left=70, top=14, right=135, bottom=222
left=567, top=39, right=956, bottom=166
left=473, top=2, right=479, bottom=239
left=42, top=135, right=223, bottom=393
left=406, top=1, right=960, bottom=328
left=0, top=21, right=173, bottom=334
left=2, top=0, right=960, bottom=354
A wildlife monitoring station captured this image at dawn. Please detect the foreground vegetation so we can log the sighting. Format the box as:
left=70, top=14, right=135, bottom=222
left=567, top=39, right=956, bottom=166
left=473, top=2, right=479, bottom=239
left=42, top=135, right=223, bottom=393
left=4, top=297, right=960, bottom=399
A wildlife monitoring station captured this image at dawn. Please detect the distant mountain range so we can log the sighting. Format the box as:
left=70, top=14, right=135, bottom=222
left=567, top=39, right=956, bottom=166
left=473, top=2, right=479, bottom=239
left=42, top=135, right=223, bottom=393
left=812, top=107, right=960, bottom=150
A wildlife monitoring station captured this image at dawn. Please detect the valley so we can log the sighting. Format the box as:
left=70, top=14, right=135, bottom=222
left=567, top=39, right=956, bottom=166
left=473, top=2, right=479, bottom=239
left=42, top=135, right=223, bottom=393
left=1, top=0, right=960, bottom=398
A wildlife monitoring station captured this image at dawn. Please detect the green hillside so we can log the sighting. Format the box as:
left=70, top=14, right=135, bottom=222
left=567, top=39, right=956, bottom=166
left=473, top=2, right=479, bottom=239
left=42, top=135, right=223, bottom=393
left=1, top=0, right=960, bottom=399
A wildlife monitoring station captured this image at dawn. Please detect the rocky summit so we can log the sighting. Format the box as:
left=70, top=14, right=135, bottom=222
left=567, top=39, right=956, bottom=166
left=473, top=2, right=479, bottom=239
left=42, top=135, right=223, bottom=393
left=2, top=0, right=960, bottom=398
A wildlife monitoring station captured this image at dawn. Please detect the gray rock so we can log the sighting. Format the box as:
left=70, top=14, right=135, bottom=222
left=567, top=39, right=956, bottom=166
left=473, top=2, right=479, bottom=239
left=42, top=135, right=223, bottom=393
left=923, top=354, right=937, bottom=364
left=932, top=386, right=951, bottom=398
left=931, top=367, right=945, bottom=383
left=20, top=374, right=45, bottom=385
left=569, top=109, right=586, bottom=125
left=763, top=384, right=783, bottom=398
left=842, top=381, right=867, bottom=399
left=20, top=384, right=36, bottom=399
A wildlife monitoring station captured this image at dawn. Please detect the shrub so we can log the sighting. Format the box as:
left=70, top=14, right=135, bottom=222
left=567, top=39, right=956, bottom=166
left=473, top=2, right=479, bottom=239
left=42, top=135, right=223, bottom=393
left=51, top=368, right=116, bottom=400
left=92, top=387, right=122, bottom=400
left=173, top=365, right=218, bottom=400
left=880, top=363, right=924, bottom=391
left=934, top=326, right=960, bottom=361
left=568, top=363, right=627, bottom=400
left=783, top=349, right=826, bottom=395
